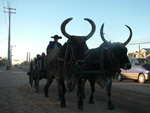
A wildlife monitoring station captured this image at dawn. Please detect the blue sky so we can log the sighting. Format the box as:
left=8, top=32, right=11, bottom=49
left=0, top=0, right=150, bottom=64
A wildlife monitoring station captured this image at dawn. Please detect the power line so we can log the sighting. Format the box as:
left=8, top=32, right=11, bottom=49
left=2, top=0, right=8, bottom=30
left=0, top=38, right=7, bottom=41
left=128, top=42, right=150, bottom=45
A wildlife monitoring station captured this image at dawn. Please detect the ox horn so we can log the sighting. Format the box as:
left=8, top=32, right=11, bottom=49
left=100, top=24, right=132, bottom=46
left=83, top=18, right=96, bottom=41
left=100, top=23, right=110, bottom=45
left=124, top=25, right=132, bottom=46
left=61, top=18, right=96, bottom=40
left=61, top=18, right=73, bottom=38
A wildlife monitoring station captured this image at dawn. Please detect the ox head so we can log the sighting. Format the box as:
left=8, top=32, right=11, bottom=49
left=61, top=18, right=96, bottom=67
left=100, top=23, right=132, bottom=70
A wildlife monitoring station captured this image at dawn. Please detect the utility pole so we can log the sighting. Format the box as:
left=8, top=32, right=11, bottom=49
left=4, top=3, right=16, bottom=70
left=27, top=52, right=28, bottom=63
left=29, top=52, right=30, bottom=62
left=138, top=45, right=140, bottom=58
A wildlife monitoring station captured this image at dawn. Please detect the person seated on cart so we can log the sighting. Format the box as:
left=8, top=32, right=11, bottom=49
left=46, top=35, right=62, bottom=54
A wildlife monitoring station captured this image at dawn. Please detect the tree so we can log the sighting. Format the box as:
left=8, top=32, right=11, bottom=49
left=0, top=57, right=8, bottom=66
left=20, top=61, right=29, bottom=66
left=128, top=53, right=134, bottom=57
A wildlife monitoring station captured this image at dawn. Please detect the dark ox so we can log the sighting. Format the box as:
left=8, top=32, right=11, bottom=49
left=84, top=23, right=132, bottom=110
left=44, top=18, right=96, bottom=109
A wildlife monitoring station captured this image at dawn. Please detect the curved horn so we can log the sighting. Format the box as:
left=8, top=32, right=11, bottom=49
left=83, top=18, right=96, bottom=41
left=124, top=25, right=132, bottom=46
left=61, top=18, right=73, bottom=38
left=100, top=23, right=110, bottom=45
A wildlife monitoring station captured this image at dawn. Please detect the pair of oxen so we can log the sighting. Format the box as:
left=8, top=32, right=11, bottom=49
left=44, top=18, right=132, bottom=110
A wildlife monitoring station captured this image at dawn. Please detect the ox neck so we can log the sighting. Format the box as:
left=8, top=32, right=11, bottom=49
left=59, top=43, right=67, bottom=57
left=103, top=48, right=120, bottom=72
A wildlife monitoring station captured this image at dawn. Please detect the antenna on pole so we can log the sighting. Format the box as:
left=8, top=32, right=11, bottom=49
left=4, top=2, right=16, bottom=70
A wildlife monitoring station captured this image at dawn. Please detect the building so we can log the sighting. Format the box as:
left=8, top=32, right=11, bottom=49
left=133, top=48, right=150, bottom=58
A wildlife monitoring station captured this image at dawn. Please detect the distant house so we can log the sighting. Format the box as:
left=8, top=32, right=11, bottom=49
left=133, top=48, right=150, bottom=58
left=131, top=48, right=150, bottom=59
left=140, top=48, right=150, bottom=58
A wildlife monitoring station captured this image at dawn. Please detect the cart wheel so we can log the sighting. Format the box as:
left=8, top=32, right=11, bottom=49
left=66, top=81, right=75, bottom=92
left=35, top=65, right=40, bottom=92
left=34, top=66, right=38, bottom=90
left=35, top=78, right=39, bottom=92
left=29, top=75, right=33, bottom=87
left=29, top=63, right=34, bottom=87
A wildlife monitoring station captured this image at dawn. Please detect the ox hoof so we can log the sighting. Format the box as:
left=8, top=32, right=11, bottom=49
left=60, top=104, right=66, bottom=108
left=78, top=105, right=83, bottom=110
left=108, top=105, right=115, bottom=110
left=44, top=93, right=48, bottom=97
left=89, top=100, right=94, bottom=104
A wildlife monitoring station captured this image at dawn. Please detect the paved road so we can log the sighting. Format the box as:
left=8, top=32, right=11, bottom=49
left=0, top=66, right=150, bottom=113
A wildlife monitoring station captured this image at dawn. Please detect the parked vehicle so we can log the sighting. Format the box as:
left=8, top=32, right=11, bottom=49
left=118, top=57, right=150, bottom=83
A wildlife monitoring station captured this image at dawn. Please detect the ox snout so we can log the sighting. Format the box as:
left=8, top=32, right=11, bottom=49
left=123, top=63, right=131, bottom=70
left=76, top=60, right=85, bottom=67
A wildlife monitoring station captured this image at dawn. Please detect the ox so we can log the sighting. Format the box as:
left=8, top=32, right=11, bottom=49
left=84, top=23, right=132, bottom=110
left=44, top=18, right=96, bottom=109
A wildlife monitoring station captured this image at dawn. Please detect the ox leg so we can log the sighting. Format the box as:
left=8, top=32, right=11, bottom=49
left=77, top=79, right=86, bottom=98
left=89, top=79, right=95, bottom=104
left=44, top=77, right=53, bottom=97
left=106, top=79, right=115, bottom=110
left=82, top=79, right=87, bottom=99
left=58, top=84, right=61, bottom=101
left=34, top=80, right=36, bottom=89
left=59, top=79, right=66, bottom=108
left=77, top=78, right=84, bottom=110
left=56, top=80, right=62, bottom=101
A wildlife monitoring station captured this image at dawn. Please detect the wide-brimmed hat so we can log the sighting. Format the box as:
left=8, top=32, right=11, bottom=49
left=51, top=35, right=62, bottom=39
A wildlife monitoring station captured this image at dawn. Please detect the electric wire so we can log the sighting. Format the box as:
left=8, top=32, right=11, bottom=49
left=0, top=38, right=7, bottom=41
left=128, top=41, right=150, bottom=45
left=2, top=0, right=8, bottom=31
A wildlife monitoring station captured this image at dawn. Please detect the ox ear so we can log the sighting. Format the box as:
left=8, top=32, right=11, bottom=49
left=61, top=18, right=73, bottom=39
left=124, top=25, right=132, bottom=46
left=83, top=18, right=96, bottom=41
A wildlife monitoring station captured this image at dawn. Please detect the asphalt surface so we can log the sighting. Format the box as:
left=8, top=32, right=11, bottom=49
left=0, top=66, right=150, bottom=113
